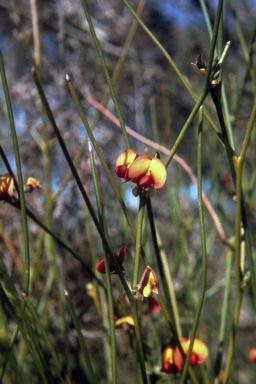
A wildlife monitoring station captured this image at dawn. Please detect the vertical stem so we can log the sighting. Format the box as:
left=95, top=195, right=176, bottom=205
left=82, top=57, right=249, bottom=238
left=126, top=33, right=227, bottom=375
left=146, top=198, right=182, bottom=338
left=214, top=249, right=233, bottom=383
left=64, top=290, right=97, bottom=384
left=79, top=0, right=130, bottom=148
left=180, top=107, right=208, bottom=384
left=133, top=194, right=146, bottom=287
left=30, top=0, right=41, bottom=70
left=89, top=143, right=117, bottom=384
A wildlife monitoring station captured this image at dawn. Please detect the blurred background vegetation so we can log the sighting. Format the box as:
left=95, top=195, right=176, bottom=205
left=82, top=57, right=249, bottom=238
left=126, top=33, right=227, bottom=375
left=0, top=0, right=256, bottom=383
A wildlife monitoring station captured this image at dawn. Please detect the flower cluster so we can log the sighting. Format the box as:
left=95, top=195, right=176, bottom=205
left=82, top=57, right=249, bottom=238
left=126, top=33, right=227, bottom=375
left=0, top=174, right=41, bottom=202
left=161, top=337, right=208, bottom=374
left=96, top=248, right=159, bottom=302
left=114, top=149, right=167, bottom=195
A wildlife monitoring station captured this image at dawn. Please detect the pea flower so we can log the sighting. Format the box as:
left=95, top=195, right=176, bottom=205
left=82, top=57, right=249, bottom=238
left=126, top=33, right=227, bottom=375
left=24, top=177, right=42, bottom=192
left=161, top=338, right=208, bottom=374
left=249, top=347, right=256, bottom=363
left=173, top=337, right=209, bottom=372
left=114, top=149, right=138, bottom=180
left=132, top=266, right=159, bottom=301
left=127, top=153, right=167, bottom=190
left=96, top=246, right=127, bottom=274
left=0, top=174, right=14, bottom=201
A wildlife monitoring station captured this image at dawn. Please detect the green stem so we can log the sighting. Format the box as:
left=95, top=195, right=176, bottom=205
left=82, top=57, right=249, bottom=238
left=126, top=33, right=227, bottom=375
left=222, top=291, right=243, bottom=384
left=133, top=194, right=146, bottom=287
left=64, top=290, right=97, bottom=384
left=165, top=0, right=224, bottom=167
left=214, top=250, right=233, bottom=383
left=130, top=301, right=148, bottom=384
left=66, top=75, right=137, bottom=241
left=180, top=107, right=208, bottom=384
left=199, top=0, right=213, bottom=39
left=88, top=143, right=117, bottom=384
left=79, top=0, right=130, bottom=148
left=220, top=101, right=256, bottom=384
left=122, top=0, right=221, bottom=138
left=146, top=198, right=182, bottom=338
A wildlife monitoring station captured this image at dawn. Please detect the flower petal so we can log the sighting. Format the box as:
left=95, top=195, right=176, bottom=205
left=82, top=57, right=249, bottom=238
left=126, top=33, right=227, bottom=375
left=117, top=245, right=127, bottom=264
left=161, top=345, right=177, bottom=373
left=173, top=338, right=208, bottom=371
left=148, top=158, right=167, bottom=189
left=149, top=295, right=161, bottom=314
left=115, top=149, right=138, bottom=167
left=127, top=155, right=151, bottom=182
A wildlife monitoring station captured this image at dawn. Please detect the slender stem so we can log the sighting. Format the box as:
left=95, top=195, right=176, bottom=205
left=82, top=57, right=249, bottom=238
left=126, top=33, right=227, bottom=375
left=64, top=290, right=97, bottom=384
left=219, top=100, right=256, bottom=384
left=133, top=194, right=146, bottom=287
left=239, top=100, right=256, bottom=164
left=222, top=291, right=243, bottom=384
left=122, top=0, right=221, bottom=138
left=180, top=107, right=208, bottom=384
left=79, top=0, right=130, bottom=148
left=130, top=300, right=148, bottom=384
left=214, top=250, right=233, bottom=383
left=90, top=1, right=145, bottom=132
left=30, top=0, right=41, bottom=70
left=88, top=143, right=117, bottom=384
left=66, top=75, right=138, bottom=241
left=165, top=0, right=224, bottom=167
left=146, top=198, right=182, bottom=338
left=199, top=0, right=213, bottom=39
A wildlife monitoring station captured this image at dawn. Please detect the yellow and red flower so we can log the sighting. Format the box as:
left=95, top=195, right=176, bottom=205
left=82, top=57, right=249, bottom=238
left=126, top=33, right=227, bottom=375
left=96, top=246, right=127, bottom=274
left=127, top=154, right=167, bottom=190
left=114, top=150, right=167, bottom=191
left=114, top=149, right=139, bottom=180
left=174, top=338, right=209, bottom=372
left=161, top=338, right=208, bottom=374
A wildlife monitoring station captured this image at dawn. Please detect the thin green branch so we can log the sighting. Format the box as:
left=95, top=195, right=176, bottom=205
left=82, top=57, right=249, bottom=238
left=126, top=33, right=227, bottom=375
left=88, top=143, right=117, bottom=384
left=180, top=107, right=208, bottom=384
left=64, top=290, right=97, bottom=384
left=132, top=194, right=146, bottom=287
left=79, top=0, right=130, bottom=148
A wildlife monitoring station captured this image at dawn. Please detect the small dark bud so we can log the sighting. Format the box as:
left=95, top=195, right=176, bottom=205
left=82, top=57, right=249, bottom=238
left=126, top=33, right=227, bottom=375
left=196, top=54, right=207, bottom=70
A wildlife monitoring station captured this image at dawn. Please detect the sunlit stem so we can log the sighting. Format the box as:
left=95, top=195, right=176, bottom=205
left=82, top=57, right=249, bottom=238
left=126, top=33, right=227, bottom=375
left=218, top=41, right=231, bottom=66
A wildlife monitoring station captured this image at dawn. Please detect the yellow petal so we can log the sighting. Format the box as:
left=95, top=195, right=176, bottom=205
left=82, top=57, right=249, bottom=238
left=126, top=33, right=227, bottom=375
left=115, top=149, right=138, bottom=167
left=127, top=155, right=151, bottom=181
left=149, top=158, right=167, bottom=189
